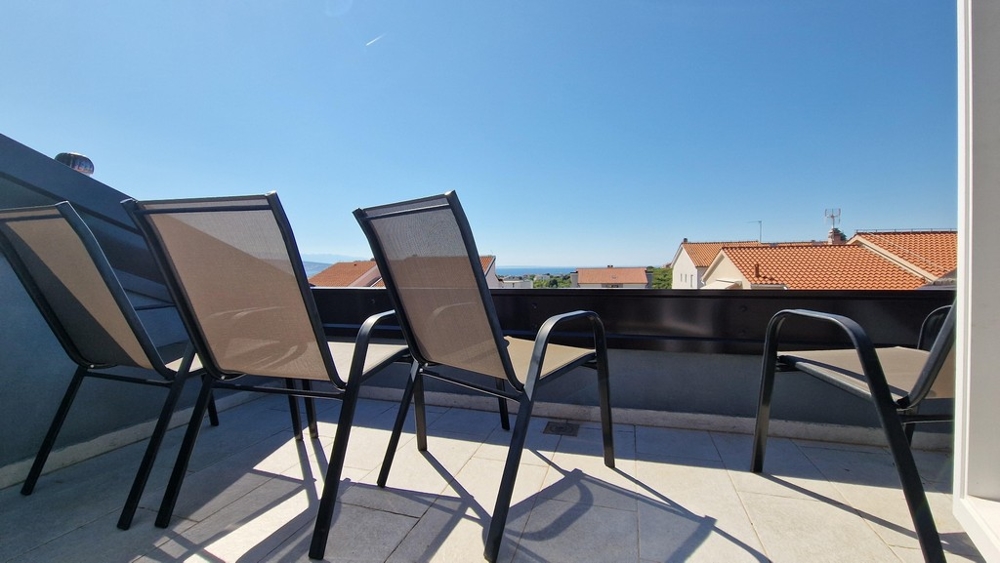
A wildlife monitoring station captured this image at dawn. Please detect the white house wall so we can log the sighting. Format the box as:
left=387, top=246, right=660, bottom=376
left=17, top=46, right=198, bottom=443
left=702, top=255, right=748, bottom=289
left=672, top=250, right=700, bottom=289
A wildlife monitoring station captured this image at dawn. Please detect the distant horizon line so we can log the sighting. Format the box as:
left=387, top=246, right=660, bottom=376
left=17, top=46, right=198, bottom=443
left=300, top=257, right=665, bottom=272
left=497, top=265, right=655, bottom=269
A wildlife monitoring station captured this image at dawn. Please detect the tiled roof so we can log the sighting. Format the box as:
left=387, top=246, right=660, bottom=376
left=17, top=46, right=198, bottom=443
left=576, top=266, right=649, bottom=285
left=682, top=241, right=761, bottom=268
left=720, top=245, right=928, bottom=290
left=852, top=231, right=957, bottom=279
left=308, top=260, right=378, bottom=287
left=480, top=255, right=496, bottom=275
left=309, top=256, right=496, bottom=287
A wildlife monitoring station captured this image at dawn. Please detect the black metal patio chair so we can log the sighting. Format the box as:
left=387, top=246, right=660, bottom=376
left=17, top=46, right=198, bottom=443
left=123, top=192, right=410, bottom=559
left=353, top=191, right=615, bottom=562
left=751, top=304, right=955, bottom=563
left=0, top=201, right=219, bottom=530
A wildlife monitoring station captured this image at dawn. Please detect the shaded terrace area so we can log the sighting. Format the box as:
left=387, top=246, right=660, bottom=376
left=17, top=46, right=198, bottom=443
left=1, top=393, right=984, bottom=562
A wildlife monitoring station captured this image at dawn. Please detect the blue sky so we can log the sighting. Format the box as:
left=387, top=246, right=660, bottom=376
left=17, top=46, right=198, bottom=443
left=1, top=1, right=956, bottom=267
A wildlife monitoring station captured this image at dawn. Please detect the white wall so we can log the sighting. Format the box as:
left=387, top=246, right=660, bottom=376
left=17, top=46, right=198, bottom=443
left=672, top=250, right=700, bottom=289
left=702, top=255, right=748, bottom=289
left=954, top=1, right=1000, bottom=559
left=500, top=279, right=533, bottom=289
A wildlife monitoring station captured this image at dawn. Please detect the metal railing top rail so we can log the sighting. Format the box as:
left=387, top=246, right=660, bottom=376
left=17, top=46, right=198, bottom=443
left=312, top=287, right=954, bottom=355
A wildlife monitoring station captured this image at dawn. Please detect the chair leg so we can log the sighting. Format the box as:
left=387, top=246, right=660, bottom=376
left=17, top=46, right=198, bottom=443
left=494, top=379, right=510, bottom=431
left=155, top=376, right=216, bottom=528
left=874, top=403, right=945, bottom=562
left=413, top=370, right=428, bottom=452
left=302, top=380, right=319, bottom=439
left=285, top=378, right=304, bottom=441
left=901, top=407, right=924, bottom=446
left=484, top=397, right=534, bottom=563
left=118, top=375, right=189, bottom=530
left=595, top=357, right=615, bottom=468
left=21, top=365, right=88, bottom=496
left=750, top=351, right=779, bottom=473
left=377, top=362, right=419, bottom=487
left=207, top=391, right=220, bottom=427
left=308, top=379, right=362, bottom=559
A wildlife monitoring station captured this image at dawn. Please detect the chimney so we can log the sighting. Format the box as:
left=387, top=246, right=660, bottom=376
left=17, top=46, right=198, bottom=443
left=827, top=227, right=847, bottom=245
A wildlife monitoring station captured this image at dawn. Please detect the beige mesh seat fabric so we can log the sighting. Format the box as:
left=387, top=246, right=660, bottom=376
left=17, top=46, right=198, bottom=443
left=354, top=191, right=615, bottom=563
left=0, top=201, right=211, bottom=531
left=123, top=192, right=409, bottom=560
left=751, top=305, right=955, bottom=563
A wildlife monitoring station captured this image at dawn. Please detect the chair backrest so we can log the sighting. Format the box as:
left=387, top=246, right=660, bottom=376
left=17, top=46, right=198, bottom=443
left=123, top=193, right=341, bottom=385
left=909, top=304, right=956, bottom=405
left=0, top=202, right=161, bottom=372
left=354, top=192, right=517, bottom=385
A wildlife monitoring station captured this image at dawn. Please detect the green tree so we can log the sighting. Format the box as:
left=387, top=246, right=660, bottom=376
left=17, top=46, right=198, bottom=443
left=532, top=274, right=572, bottom=288
left=650, top=266, right=672, bottom=289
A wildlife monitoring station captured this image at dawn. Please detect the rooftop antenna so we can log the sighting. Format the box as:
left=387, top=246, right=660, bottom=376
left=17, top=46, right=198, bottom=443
left=825, top=208, right=841, bottom=228
left=748, top=220, right=762, bottom=242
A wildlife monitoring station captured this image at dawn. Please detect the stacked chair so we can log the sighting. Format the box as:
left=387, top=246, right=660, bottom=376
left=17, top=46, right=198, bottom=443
left=0, top=201, right=216, bottom=530
left=122, top=193, right=410, bottom=558
left=7, top=190, right=616, bottom=562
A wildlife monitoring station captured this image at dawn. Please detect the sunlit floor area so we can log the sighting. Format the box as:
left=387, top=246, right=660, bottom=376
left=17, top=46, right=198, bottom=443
left=0, top=395, right=985, bottom=563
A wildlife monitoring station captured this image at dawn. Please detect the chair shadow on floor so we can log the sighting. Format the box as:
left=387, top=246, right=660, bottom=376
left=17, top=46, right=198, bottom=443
left=736, top=424, right=983, bottom=562
left=759, top=473, right=981, bottom=561
left=135, top=407, right=335, bottom=562
left=331, top=441, right=770, bottom=563
left=504, top=460, right=769, bottom=563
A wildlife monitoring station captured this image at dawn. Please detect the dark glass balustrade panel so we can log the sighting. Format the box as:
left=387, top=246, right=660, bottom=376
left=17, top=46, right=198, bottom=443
left=312, top=287, right=953, bottom=355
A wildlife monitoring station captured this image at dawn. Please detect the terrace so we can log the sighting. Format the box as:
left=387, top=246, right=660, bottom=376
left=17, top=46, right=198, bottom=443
left=4, top=5, right=1000, bottom=556
left=0, top=133, right=985, bottom=562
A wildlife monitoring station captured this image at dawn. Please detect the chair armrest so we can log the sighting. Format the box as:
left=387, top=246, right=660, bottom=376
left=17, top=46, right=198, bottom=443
left=763, top=309, right=892, bottom=404
left=535, top=310, right=606, bottom=349
left=917, top=305, right=952, bottom=350
left=767, top=309, right=874, bottom=349
left=520, top=310, right=607, bottom=394
left=342, top=309, right=403, bottom=385
left=356, top=309, right=398, bottom=342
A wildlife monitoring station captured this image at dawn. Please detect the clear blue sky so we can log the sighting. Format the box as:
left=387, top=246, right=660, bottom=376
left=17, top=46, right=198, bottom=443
left=1, top=1, right=956, bottom=267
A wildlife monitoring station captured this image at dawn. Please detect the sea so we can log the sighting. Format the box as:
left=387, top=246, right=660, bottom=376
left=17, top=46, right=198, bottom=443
left=496, top=267, right=573, bottom=277
left=303, top=261, right=334, bottom=277
left=303, top=261, right=573, bottom=279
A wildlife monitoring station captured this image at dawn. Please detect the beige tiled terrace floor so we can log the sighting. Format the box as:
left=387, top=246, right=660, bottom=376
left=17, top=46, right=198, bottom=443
left=0, top=395, right=985, bottom=562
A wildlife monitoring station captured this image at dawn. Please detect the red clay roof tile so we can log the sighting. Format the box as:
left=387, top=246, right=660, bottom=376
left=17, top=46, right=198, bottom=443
left=309, top=256, right=495, bottom=287
left=852, top=231, right=957, bottom=278
left=682, top=241, right=762, bottom=267
left=308, top=260, right=378, bottom=287
left=576, top=266, right=649, bottom=285
left=720, top=245, right=928, bottom=290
